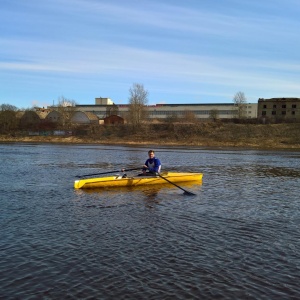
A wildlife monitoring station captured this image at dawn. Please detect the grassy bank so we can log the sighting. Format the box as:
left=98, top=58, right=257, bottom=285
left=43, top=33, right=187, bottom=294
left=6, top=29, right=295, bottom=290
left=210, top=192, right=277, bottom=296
left=1, top=122, right=300, bottom=149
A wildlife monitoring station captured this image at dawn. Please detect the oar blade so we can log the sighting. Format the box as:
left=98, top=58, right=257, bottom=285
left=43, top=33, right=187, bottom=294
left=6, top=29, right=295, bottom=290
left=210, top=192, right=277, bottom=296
left=157, top=173, right=197, bottom=196
left=183, top=190, right=196, bottom=196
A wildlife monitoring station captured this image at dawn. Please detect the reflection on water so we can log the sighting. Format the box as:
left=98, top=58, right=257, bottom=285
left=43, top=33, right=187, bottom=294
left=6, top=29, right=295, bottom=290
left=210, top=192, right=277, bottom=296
left=74, top=181, right=202, bottom=210
left=0, top=144, right=300, bottom=299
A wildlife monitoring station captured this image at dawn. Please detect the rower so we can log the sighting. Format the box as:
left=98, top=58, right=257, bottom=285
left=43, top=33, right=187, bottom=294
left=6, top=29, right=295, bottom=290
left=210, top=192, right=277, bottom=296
left=141, top=150, right=161, bottom=176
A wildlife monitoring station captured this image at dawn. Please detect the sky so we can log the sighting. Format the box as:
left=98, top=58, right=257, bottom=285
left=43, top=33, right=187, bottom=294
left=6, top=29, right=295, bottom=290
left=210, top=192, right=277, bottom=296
left=1, top=0, right=300, bottom=109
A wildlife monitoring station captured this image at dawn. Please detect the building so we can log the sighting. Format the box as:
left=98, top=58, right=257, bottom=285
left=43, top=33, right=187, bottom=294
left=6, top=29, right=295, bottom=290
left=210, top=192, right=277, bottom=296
left=103, top=115, right=124, bottom=125
left=71, top=111, right=99, bottom=125
left=76, top=98, right=257, bottom=121
left=35, top=109, right=61, bottom=123
left=144, top=103, right=257, bottom=119
left=95, top=97, right=114, bottom=105
left=258, top=98, right=300, bottom=120
left=16, top=111, right=41, bottom=128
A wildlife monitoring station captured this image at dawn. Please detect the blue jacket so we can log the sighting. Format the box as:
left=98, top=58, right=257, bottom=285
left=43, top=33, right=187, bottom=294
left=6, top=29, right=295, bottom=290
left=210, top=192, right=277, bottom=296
left=144, top=157, right=161, bottom=173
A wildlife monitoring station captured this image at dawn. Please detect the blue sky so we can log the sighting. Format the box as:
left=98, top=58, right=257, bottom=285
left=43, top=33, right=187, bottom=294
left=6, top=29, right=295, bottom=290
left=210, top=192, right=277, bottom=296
left=1, top=0, right=300, bottom=109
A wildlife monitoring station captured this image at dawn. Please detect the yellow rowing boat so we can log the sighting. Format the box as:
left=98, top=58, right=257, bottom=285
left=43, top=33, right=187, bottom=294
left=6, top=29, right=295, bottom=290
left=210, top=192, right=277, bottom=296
left=74, top=172, right=203, bottom=189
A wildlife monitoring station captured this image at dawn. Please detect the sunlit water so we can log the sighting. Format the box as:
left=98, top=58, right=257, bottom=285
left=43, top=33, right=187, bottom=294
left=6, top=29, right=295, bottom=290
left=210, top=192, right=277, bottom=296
left=1, top=143, right=300, bottom=299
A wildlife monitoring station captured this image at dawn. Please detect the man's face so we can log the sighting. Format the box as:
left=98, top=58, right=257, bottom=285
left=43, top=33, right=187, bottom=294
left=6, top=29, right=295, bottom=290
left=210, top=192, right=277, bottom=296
left=148, top=152, right=155, bottom=159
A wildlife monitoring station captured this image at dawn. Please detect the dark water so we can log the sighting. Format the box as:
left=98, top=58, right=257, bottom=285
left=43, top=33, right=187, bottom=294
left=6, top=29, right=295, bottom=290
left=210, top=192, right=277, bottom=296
left=1, top=143, right=300, bottom=300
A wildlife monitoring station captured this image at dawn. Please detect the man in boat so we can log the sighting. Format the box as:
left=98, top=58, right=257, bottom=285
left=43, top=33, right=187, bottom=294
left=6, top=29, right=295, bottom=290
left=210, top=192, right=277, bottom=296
left=142, top=150, right=161, bottom=176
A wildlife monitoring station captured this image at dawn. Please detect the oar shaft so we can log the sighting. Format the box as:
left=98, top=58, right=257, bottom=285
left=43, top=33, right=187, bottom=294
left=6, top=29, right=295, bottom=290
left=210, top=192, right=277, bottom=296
left=157, top=174, right=196, bottom=196
left=76, top=167, right=141, bottom=178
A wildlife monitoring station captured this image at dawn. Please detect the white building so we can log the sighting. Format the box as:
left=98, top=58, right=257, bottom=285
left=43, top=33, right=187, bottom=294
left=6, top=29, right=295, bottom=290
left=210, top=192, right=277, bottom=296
left=75, top=98, right=258, bottom=120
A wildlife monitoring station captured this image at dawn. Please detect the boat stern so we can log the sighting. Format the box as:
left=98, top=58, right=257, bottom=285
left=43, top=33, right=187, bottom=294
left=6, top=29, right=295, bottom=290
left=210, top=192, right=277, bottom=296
left=74, top=180, right=81, bottom=189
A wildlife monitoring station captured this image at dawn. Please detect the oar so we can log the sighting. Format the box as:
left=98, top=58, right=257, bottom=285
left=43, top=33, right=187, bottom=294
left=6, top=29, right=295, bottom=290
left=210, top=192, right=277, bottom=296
left=157, top=173, right=196, bottom=196
left=76, top=167, right=141, bottom=178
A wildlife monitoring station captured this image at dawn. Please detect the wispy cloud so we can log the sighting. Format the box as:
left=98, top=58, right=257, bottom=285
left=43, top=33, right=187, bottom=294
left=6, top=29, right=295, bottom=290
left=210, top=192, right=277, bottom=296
left=1, top=0, right=300, bottom=106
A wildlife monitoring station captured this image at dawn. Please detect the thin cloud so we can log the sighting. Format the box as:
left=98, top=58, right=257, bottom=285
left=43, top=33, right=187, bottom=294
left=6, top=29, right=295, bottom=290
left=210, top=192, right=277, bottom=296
left=1, top=0, right=300, bottom=107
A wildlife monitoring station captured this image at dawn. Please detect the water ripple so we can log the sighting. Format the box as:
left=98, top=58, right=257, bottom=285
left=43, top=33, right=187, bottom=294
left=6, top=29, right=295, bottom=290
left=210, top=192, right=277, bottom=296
left=1, top=144, right=300, bottom=299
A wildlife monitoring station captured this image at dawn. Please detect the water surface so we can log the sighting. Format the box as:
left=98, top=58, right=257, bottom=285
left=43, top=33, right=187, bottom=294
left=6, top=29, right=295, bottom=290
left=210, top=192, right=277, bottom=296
left=1, top=143, right=300, bottom=299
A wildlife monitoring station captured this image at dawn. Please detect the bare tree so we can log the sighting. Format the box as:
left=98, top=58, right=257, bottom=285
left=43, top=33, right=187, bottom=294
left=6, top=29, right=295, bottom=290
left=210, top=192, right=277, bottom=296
left=106, top=104, right=119, bottom=117
left=209, top=109, right=219, bottom=121
left=1, top=104, right=18, bottom=111
left=233, top=91, right=247, bottom=118
left=55, top=96, right=77, bottom=128
left=128, top=83, right=148, bottom=129
left=0, top=104, right=18, bottom=133
left=182, top=110, right=197, bottom=123
left=165, top=113, right=179, bottom=124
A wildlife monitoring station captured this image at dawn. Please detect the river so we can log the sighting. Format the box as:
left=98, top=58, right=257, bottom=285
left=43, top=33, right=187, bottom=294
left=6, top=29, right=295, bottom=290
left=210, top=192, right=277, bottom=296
left=1, top=143, right=300, bottom=299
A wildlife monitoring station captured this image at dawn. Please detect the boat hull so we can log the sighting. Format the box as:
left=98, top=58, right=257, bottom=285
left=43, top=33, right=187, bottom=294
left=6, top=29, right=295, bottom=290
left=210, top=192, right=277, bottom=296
left=74, top=172, right=203, bottom=189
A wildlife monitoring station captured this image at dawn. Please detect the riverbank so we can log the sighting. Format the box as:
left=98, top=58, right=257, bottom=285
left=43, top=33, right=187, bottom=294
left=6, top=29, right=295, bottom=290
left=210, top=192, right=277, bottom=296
left=1, top=122, right=300, bottom=150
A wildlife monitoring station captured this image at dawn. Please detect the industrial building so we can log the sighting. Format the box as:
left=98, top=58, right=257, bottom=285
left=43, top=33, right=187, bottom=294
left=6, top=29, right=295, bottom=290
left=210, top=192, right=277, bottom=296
left=76, top=97, right=258, bottom=121
left=258, top=98, right=300, bottom=120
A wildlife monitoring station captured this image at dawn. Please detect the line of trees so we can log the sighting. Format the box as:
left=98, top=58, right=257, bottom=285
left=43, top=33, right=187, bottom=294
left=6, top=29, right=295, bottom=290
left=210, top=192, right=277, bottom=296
left=0, top=97, right=78, bottom=133
left=1, top=87, right=253, bottom=134
left=126, top=85, right=249, bottom=126
left=0, top=104, right=19, bottom=133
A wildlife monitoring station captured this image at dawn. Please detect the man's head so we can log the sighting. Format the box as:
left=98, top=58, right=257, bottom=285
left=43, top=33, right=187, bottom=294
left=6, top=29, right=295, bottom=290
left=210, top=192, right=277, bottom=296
left=148, top=150, right=155, bottom=158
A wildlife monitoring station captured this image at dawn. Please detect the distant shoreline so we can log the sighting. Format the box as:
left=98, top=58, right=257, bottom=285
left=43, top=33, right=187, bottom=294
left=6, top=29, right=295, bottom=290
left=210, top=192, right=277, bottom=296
left=1, top=122, right=300, bottom=150
left=1, top=135, right=300, bottom=151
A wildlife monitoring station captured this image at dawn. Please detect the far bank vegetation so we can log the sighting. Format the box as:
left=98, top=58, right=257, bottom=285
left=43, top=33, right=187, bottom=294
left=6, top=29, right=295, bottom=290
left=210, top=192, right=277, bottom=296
left=1, top=108, right=300, bottom=148
left=1, top=90, right=300, bottom=148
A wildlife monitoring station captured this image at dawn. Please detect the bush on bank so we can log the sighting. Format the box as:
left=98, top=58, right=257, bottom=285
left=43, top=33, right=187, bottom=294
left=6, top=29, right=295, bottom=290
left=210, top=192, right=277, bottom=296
left=1, top=122, right=299, bottom=149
